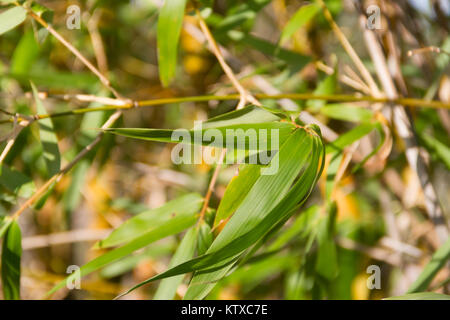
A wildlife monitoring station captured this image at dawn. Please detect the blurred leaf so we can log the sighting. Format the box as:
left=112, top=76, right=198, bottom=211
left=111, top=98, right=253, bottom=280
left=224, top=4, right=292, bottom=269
left=421, top=132, right=450, bottom=170
left=232, top=33, right=311, bottom=72
left=154, top=227, right=198, bottom=300
left=0, top=164, right=36, bottom=198
left=326, top=122, right=377, bottom=153
left=269, top=205, right=320, bottom=251
left=320, top=104, right=373, bottom=123
left=31, top=82, right=61, bottom=177
left=280, top=4, right=319, bottom=44
left=6, top=70, right=98, bottom=90
left=407, top=237, right=450, bottom=293
left=385, top=292, right=450, bottom=300
left=306, top=72, right=337, bottom=111
left=11, top=30, right=40, bottom=74
left=1, top=220, right=22, bottom=300
left=32, top=180, right=56, bottom=210
left=62, top=160, right=89, bottom=214
left=0, top=6, right=27, bottom=36
left=97, top=193, right=203, bottom=249
left=48, top=193, right=202, bottom=297
left=157, top=0, right=187, bottom=86
left=100, top=242, right=175, bottom=279
left=315, top=202, right=338, bottom=280
left=0, top=216, right=13, bottom=239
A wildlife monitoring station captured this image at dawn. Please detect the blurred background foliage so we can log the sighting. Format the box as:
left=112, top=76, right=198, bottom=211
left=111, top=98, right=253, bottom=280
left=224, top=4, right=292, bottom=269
left=0, top=0, right=449, bottom=300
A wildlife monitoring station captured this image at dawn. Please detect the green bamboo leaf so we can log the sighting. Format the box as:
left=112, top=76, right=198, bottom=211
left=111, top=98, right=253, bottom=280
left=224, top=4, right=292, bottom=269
left=306, top=71, right=337, bottom=111
left=319, top=104, right=373, bottom=123
left=11, top=30, right=40, bottom=75
left=0, top=164, right=36, bottom=198
left=230, top=32, right=311, bottom=72
left=96, top=193, right=203, bottom=249
left=421, top=132, right=450, bottom=170
left=0, top=6, right=27, bottom=36
left=47, top=194, right=202, bottom=297
left=1, top=220, right=22, bottom=300
left=268, top=205, right=320, bottom=251
left=157, top=0, right=187, bottom=86
left=31, top=82, right=61, bottom=177
left=385, top=292, right=450, bottom=300
left=213, top=164, right=261, bottom=228
left=104, top=106, right=294, bottom=151
left=0, top=217, right=13, bottom=239
left=407, top=237, right=450, bottom=293
left=196, top=222, right=213, bottom=256
left=315, top=202, right=338, bottom=280
left=154, top=227, right=198, bottom=300
left=280, top=4, right=319, bottom=44
left=100, top=242, right=175, bottom=279
left=326, top=122, right=377, bottom=153
left=115, top=128, right=324, bottom=299
left=105, top=123, right=292, bottom=150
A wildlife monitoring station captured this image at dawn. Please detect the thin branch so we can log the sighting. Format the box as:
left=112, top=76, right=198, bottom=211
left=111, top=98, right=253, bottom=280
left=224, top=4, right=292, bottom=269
left=316, top=0, right=381, bottom=97
left=3, top=93, right=449, bottom=124
left=360, top=14, right=449, bottom=244
left=26, top=9, right=122, bottom=100
left=196, top=9, right=261, bottom=109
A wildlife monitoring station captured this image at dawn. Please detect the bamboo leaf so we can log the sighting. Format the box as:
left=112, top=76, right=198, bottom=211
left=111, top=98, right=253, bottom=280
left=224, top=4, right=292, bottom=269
left=385, top=292, right=450, bottom=300
left=407, top=237, right=450, bottom=293
left=115, top=128, right=324, bottom=299
left=0, top=217, right=13, bottom=239
left=315, top=202, right=338, bottom=280
left=1, top=220, right=22, bottom=300
left=157, top=0, right=187, bottom=86
left=0, top=6, right=27, bottom=36
left=319, top=104, right=373, bottom=123
left=0, top=164, right=36, bottom=198
left=96, top=193, right=203, bottom=249
left=213, top=164, right=261, bottom=228
left=280, top=4, right=319, bottom=44
left=31, top=82, right=61, bottom=177
left=153, top=227, right=198, bottom=300
left=47, top=193, right=203, bottom=296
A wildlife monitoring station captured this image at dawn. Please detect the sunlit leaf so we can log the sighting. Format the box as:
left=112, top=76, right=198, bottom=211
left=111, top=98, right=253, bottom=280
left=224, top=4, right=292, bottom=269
left=157, top=0, right=187, bottom=86
left=0, top=6, right=27, bottom=36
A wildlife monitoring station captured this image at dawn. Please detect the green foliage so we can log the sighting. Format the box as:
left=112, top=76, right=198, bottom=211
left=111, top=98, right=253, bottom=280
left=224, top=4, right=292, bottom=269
left=0, top=6, right=27, bottom=36
left=1, top=220, right=22, bottom=300
left=157, top=0, right=187, bottom=86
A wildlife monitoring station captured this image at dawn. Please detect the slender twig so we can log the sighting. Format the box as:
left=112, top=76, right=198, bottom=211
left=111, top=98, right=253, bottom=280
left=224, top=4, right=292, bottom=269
left=3, top=93, right=449, bottom=124
left=0, top=117, right=28, bottom=163
left=26, top=9, right=122, bottom=100
left=316, top=0, right=381, bottom=97
left=360, top=13, right=449, bottom=244
left=196, top=9, right=261, bottom=109
left=197, top=149, right=227, bottom=224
